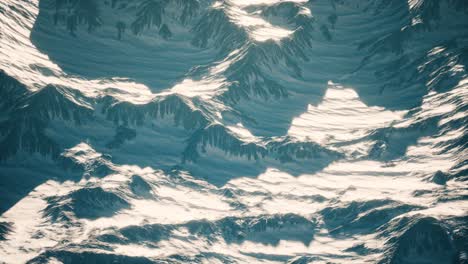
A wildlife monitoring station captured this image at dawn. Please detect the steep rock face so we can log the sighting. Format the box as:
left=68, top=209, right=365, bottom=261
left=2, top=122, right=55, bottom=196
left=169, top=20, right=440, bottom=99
left=448, top=216, right=468, bottom=263
left=0, top=221, right=12, bottom=240
left=183, top=124, right=341, bottom=165
left=367, top=117, right=439, bottom=161
left=59, top=143, right=115, bottom=177
left=417, top=45, right=467, bottom=93
left=28, top=250, right=234, bottom=264
left=97, top=223, right=173, bottom=244
left=49, top=0, right=203, bottom=37
left=50, top=0, right=102, bottom=33
left=0, top=81, right=94, bottom=160
left=130, top=0, right=202, bottom=35
left=260, top=2, right=311, bottom=25
left=129, top=175, right=153, bottom=198
left=0, top=70, right=29, bottom=112
left=189, top=2, right=317, bottom=103
left=43, top=187, right=130, bottom=221
left=27, top=251, right=155, bottom=264
left=219, top=43, right=289, bottom=103
left=352, top=0, right=468, bottom=109
left=130, top=0, right=169, bottom=35
left=1, top=73, right=214, bottom=162
left=287, top=255, right=321, bottom=264
left=266, top=137, right=343, bottom=163
left=321, top=200, right=424, bottom=235
left=183, top=123, right=267, bottom=162
left=380, top=216, right=458, bottom=264
left=0, top=70, right=342, bottom=167
left=280, top=26, right=314, bottom=64
left=212, top=8, right=316, bottom=102
left=97, top=213, right=316, bottom=246
left=191, top=5, right=248, bottom=50
left=408, top=0, right=468, bottom=29
left=1, top=0, right=464, bottom=167
left=102, top=94, right=209, bottom=129
left=256, top=2, right=315, bottom=61
left=0, top=115, right=59, bottom=161
left=19, top=85, right=94, bottom=124
left=359, top=43, right=468, bottom=109
left=430, top=170, right=448, bottom=185
left=190, top=213, right=316, bottom=245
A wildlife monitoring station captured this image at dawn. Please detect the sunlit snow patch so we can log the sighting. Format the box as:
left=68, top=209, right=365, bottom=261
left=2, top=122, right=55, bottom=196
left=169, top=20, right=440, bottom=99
left=169, top=78, right=227, bottom=99
left=226, top=122, right=260, bottom=142
left=288, top=81, right=406, bottom=145
left=216, top=1, right=295, bottom=42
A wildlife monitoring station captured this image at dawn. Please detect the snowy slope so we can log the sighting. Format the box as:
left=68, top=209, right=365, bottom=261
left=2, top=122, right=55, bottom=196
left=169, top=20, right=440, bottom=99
left=0, top=0, right=467, bottom=263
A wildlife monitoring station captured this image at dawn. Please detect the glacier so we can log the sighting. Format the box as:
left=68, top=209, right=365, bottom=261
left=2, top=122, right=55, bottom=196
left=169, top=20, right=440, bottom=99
left=0, top=0, right=467, bottom=263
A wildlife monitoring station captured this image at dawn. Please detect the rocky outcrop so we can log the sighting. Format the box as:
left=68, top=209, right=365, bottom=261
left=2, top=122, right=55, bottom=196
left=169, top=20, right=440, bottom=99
left=380, top=216, right=457, bottom=264
left=43, top=187, right=130, bottom=221
left=102, top=94, right=209, bottom=129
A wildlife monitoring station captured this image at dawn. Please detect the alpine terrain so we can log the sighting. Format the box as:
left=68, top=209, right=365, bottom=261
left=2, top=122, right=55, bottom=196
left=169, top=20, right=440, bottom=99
left=0, top=0, right=467, bottom=263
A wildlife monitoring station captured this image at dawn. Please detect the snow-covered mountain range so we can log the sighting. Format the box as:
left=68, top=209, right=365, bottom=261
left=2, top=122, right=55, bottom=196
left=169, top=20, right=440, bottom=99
left=0, top=0, right=467, bottom=263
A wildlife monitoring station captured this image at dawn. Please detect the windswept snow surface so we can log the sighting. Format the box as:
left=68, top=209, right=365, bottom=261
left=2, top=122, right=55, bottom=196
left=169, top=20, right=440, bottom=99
left=0, top=0, right=467, bottom=263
